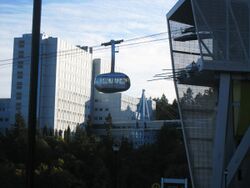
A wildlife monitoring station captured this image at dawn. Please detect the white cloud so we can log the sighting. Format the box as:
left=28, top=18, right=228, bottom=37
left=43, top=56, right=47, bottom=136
left=0, top=0, right=178, bottom=100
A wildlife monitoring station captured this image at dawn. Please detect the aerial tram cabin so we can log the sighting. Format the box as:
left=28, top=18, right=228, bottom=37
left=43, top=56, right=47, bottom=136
left=94, top=39, right=130, bottom=93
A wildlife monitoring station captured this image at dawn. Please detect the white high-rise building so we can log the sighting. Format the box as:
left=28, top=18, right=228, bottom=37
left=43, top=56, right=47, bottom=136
left=8, top=34, right=154, bottom=132
left=10, top=34, right=92, bottom=131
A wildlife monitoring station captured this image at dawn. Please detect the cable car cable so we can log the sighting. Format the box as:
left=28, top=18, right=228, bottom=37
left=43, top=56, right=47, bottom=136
left=0, top=37, right=170, bottom=67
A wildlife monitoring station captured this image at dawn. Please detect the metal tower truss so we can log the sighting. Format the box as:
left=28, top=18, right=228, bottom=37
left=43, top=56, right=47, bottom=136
left=136, top=89, right=151, bottom=122
left=167, top=0, right=250, bottom=188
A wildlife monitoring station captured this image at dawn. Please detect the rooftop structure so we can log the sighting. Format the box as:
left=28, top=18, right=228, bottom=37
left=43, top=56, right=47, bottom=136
left=136, top=89, right=154, bottom=122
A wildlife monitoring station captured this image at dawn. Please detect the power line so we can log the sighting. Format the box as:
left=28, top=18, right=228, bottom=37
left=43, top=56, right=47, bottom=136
left=0, top=48, right=81, bottom=63
left=0, top=48, right=89, bottom=69
left=123, top=32, right=167, bottom=42
left=90, top=31, right=168, bottom=48
left=0, top=27, right=199, bottom=64
left=121, top=37, right=168, bottom=47
left=93, top=37, right=169, bottom=52
left=0, top=36, right=170, bottom=66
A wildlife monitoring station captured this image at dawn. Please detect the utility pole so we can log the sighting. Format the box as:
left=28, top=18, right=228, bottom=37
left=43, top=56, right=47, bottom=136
left=26, top=0, right=42, bottom=188
left=101, top=39, right=123, bottom=73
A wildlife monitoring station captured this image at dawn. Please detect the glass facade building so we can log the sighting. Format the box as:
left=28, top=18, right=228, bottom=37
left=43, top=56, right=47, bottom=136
left=167, top=0, right=250, bottom=188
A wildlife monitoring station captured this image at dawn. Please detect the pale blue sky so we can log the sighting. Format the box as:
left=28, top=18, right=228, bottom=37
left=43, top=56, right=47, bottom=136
left=0, top=0, right=177, bottom=100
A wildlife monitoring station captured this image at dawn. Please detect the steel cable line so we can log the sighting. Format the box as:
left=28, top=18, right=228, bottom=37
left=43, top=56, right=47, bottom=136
left=0, top=37, right=170, bottom=67
left=91, top=31, right=168, bottom=48
left=123, top=32, right=167, bottom=42
left=92, top=39, right=169, bottom=54
left=0, top=27, right=191, bottom=68
left=93, top=37, right=169, bottom=52
left=1, top=26, right=219, bottom=63
left=0, top=48, right=90, bottom=69
left=0, top=48, right=81, bottom=63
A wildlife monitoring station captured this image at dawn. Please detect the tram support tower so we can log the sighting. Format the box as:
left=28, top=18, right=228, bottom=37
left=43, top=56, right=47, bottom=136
left=167, top=0, right=250, bottom=188
left=101, top=39, right=123, bottom=73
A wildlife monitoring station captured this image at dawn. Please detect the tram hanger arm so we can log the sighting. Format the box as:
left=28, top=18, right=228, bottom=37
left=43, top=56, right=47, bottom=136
left=101, top=39, right=124, bottom=46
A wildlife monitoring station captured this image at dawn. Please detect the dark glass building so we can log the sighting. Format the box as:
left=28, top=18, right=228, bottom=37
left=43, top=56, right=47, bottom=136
left=167, top=0, right=250, bottom=188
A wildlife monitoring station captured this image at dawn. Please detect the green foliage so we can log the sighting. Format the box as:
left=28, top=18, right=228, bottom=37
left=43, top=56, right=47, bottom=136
left=154, top=94, right=179, bottom=120
left=85, top=115, right=93, bottom=136
left=13, top=113, right=26, bottom=138
left=0, top=115, right=189, bottom=188
left=181, top=87, right=194, bottom=104
left=105, top=113, right=112, bottom=138
left=64, top=126, right=71, bottom=143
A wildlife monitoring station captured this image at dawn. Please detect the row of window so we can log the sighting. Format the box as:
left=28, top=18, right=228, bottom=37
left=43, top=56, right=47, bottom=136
left=16, top=81, right=23, bottom=90
left=56, top=109, right=83, bottom=122
left=17, top=71, right=23, bottom=79
left=57, top=91, right=90, bottom=104
left=56, top=118, right=85, bottom=131
left=16, top=92, right=22, bottom=100
left=18, top=50, right=24, bottom=58
left=0, top=118, right=9, bottom=122
left=18, top=40, right=25, bottom=48
left=57, top=100, right=85, bottom=113
left=94, top=116, right=103, bottom=121
left=94, top=108, right=109, bottom=111
left=17, top=61, right=24, bottom=69
left=0, top=108, right=6, bottom=111
left=16, top=102, right=21, bottom=112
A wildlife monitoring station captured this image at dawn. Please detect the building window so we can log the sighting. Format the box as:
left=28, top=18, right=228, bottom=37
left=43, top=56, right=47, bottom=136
left=16, top=92, right=22, bottom=100
left=94, top=117, right=98, bottom=120
left=16, top=102, right=21, bottom=112
left=99, top=108, right=103, bottom=111
left=0, top=118, right=3, bottom=122
left=18, top=65, right=23, bottom=69
left=18, top=40, right=25, bottom=48
left=17, top=61, right=24, bottom=68
left=105, top=108, right=109, bottom=111
left=16, top=82, right=23, bottom=89
left=95, top=108, right=98, bottom=111
left=5, top=118, right=9, bottom=122
left=99, top=117, right=102, bottom=120
left=17, top=63, right=23, bottom=69
left=18, top=51, right=24, bottom=58
left=17, top=71, right=23, bottom=79
left=94, top=99, right=98, bottom=102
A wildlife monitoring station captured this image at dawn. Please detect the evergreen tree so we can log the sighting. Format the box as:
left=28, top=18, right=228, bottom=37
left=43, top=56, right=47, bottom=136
left=154, top=94, right=179, bottom=120
left=86, top=115, right=92, bottom=136
left=181, top=87, right=194, bottom=104
left=42, top=125, right=48, bottom=137
left=13, top=113, right=26, bottom=137
left=64, top=126, right=71, bottom=143
left=104, top=113, right=112, bottom=138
